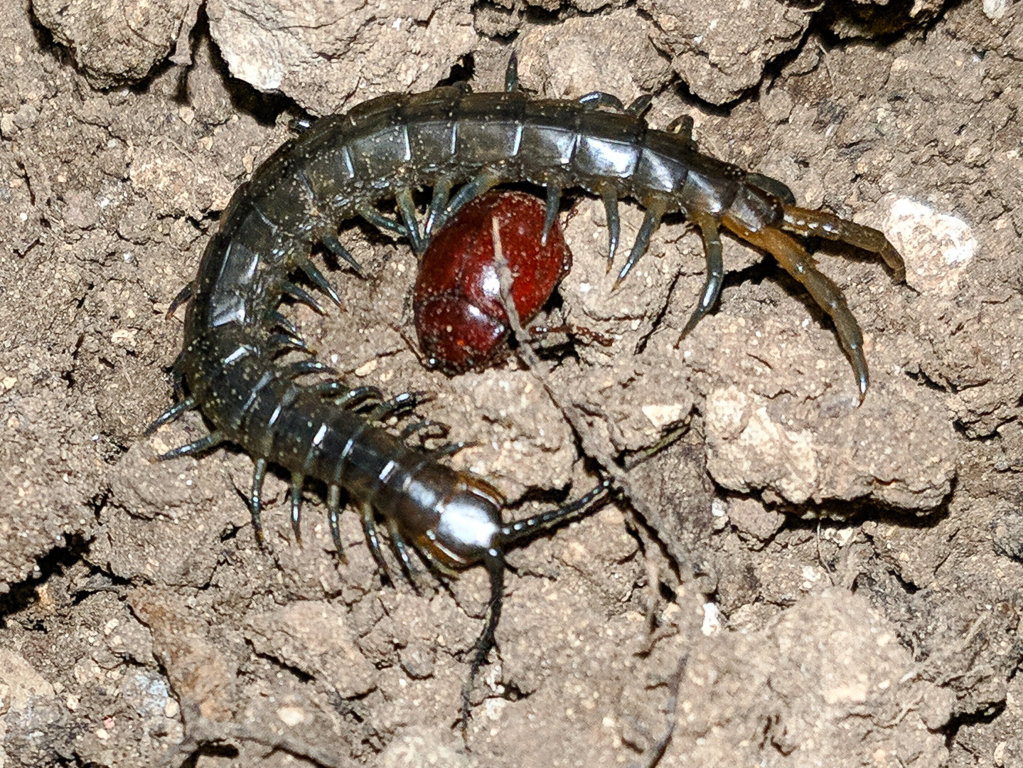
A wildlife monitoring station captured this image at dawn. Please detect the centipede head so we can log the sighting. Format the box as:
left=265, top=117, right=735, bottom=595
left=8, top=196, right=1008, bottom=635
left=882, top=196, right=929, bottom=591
left=404, top=470, right=505, bottom=574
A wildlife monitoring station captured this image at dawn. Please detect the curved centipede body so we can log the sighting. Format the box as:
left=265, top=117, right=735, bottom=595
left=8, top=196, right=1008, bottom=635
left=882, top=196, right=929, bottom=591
left=149, top=59, right=905, bottom=727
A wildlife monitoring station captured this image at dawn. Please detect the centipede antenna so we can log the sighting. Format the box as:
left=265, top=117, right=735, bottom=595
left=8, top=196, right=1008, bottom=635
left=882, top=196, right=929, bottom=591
left=360, top=504, right=391, bottom=580
left=425, top=176, right=453, bottom=237
left=327, top=484, right=346, bottom=560
left=322, top=234, right=365, bottom=276
left=290, top=473, right=304, bottom=544
left=626, top=94, right=653, bottom=117
left=461, top=548, right=505, bottom=733
left=614, top=199, right=667, bottom=288
left=283, top=281, right=326, bottom=314
left=542, top=184, right=561, bottom=246
left=166, top=283, right=193, bottom=317
left=357, top=203, right=408, bottom=240
left=250, top=457, right=268, bottom=546
left=156, top=431, right=225, bottom=461
left=504, top=51, right=518, bottom=92
left=499, top=479, right=612, bottom=547
left=678, top=215, right=724, bottom=341
left=144, top=397, right=196, bottom=435
left=298, top=257, right=343, bottom=307
left=395, top=187, right=425, bottom=254
left=601, top=186, right=621, bottom=268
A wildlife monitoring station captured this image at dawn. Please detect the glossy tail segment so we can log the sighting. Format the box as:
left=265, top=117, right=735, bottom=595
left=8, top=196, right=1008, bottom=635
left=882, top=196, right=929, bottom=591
left=781, top=205, right=906, bottom=282
left=734, top=205, right=904, bottom=399
left=742, top=226, right=870, bottom=395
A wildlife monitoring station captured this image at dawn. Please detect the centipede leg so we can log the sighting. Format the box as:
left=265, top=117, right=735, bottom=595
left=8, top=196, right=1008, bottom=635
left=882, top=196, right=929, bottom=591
left=386, top=521, right=420, bottom=587
left=367, top=391, right=422, bottom=422
left=155, top=431, right=225, bottom=460
left=307, top=379, right=346, bottom=398
left=269, top=311, right=300, bottom=340
left=395, top=186, right=424, bottom=254
left=268, top=329, right=309, bottom=354
left=444, top=169, right=503, bottom=227
left=781, top=205, right=905, bottom=281
left=428, top=440, right=470, bottom=459
left=289, top=472, right=305, bottom=544
left=626, top=94, right=653, bottom=117
left=335, top=385, right=384, bottom=410
left=677, top=213, right=724, bottom=341
left=322, top=234, right=365, bottom=277
left=281, top=360, right=335, bottom=379
left=542, top=184, right=561, bottom=245
left=327, top=484, right=346, bottom=560
left=741, top=226, right=870, bottom=398
left=424, top=176, right=453, bottom=237
left=357, top=202, right=408, bottom=240
left=399, top=418, right=449, bottom=444
left=578, top=92, right=626, bottom=111
left=360, top=504, right=391, bottom=580
left=282, top=281, right=326, bottom=314
left=666, top=114, right=693, bottom=142
left=504, top=52, right=518, bottom=92
left=747, top=173, right=796, bottom=206
left=297, top=256, right=342, bottom=308
left=144, top=397, right=196, bottom=435
left=250, top=457, right=268, bottom=546
left=601, top=186, right=621, bottom=268
left=614, top=198, right=668, bottom=287
left=167, top=283, right=193, bottom=317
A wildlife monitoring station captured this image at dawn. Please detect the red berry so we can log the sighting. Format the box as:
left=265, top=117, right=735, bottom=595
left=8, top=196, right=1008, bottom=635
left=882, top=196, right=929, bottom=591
left=413, top=190, right=573, bottom=374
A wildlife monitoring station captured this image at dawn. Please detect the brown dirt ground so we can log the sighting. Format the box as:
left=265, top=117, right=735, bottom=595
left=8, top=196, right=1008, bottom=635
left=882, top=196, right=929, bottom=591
left=2, top=0, right=1022, bottom=766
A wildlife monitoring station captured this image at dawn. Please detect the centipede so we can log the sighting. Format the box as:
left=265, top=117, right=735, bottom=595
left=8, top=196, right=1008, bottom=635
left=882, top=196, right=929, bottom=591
left=148, top=56, right=905, bottom=727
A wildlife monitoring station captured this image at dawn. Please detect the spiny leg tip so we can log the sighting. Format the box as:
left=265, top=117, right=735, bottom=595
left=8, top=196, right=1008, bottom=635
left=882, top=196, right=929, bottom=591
left=612, top=268, right=631, bottom=291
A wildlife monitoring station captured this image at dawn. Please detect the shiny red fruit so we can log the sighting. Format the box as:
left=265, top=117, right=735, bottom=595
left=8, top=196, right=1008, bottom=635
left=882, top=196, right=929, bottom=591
left=413, top=190, right=573, bottom=374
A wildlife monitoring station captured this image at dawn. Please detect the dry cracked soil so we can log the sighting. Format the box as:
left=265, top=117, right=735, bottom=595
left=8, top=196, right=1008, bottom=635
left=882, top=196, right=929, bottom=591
left=2, top=0, right=1022, bottom=766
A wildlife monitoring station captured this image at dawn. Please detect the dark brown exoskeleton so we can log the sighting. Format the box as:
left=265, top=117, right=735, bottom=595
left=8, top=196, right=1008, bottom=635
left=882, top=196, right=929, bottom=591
left=148, top=55, right=904, bottom=729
